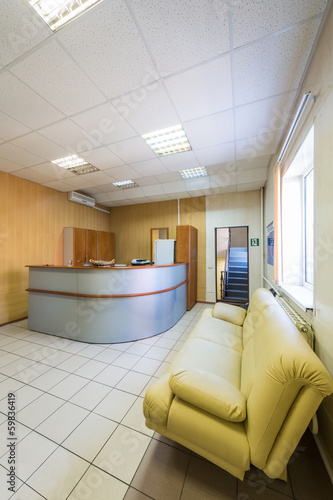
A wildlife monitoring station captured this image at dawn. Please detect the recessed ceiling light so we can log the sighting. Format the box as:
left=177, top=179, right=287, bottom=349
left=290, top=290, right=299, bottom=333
left=179, top=167, right=208, bottom=179
left=142, top=124, right=192, bottom=156
left=27, top=0, right=103, bottom=31
left=112, top=180, right=139, bottom=190
left=52, top=154, right=99, bottom=175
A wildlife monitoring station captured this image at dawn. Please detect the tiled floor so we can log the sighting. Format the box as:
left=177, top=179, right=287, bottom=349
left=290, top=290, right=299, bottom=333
left=0, top=303, right=332, bottom=500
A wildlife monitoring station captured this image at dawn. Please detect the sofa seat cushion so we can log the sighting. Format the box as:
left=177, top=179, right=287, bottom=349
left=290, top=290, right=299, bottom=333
left=212, top=302, right=247, bottom=326
left=166, top=337, right=242, bottom=388
left=169, top=369, right=246, bottom=422
left=190, top=314, right=243, bottom=353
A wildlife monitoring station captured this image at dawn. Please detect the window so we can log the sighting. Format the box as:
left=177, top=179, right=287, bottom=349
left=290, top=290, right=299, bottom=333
left=280, top=126, right=314, bottom=310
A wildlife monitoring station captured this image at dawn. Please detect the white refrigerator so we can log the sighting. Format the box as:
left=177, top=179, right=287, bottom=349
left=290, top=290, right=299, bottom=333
left=154, top=239, right=176, bottom=265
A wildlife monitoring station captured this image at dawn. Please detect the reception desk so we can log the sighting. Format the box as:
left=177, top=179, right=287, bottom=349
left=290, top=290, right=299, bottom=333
left=27, top=264, right=187, bottom=343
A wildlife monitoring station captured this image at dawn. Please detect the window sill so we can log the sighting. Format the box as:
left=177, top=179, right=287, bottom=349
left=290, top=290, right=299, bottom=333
left=280, top=284, right=313, bottom=312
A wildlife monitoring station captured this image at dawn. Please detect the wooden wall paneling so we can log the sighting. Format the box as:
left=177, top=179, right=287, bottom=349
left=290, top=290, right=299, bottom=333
left=179, top=197, right=206, bottom=302
left=0, top=171, right=111, bottom=324
left=86, top=229, right=97, bottom=262
left=110, top=200, right=178, bottom=265
left=97, top=231, right=115, bottom=260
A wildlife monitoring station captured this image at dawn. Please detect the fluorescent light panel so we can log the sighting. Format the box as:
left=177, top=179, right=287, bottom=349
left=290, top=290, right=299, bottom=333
left=52, top=154, right=99, bottom=175
left=113, top=180, right=139, bottom=190
left=142, top=124, right=192, bottom=156
left=27, top=0, right=103, bottom=31
left=179, top=166, right=208, bottom=179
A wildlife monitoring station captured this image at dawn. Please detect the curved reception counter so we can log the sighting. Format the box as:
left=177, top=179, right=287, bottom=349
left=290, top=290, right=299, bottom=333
left=27, top=264, right=187, bottom=343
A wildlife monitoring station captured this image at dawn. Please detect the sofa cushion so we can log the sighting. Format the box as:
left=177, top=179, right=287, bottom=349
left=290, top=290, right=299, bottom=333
left=212, top=302, right=247, bottom=326
left=190, top=313, right=243, bottom=353
left=169, top=369, right=246, bottom=422
left=166, top=337, right=242, bottom=388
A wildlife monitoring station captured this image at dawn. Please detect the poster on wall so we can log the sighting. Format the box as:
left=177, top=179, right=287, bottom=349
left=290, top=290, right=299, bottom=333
left=267, top=221, right=274, bottom=266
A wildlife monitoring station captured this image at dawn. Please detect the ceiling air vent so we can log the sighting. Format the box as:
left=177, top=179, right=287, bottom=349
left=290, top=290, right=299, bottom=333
left=68, top=191, right=95, bottom=207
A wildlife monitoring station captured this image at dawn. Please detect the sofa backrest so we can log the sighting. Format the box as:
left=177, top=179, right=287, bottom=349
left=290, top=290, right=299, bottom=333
left=242, top=288, right=277, bottom=348
left=241, top=294, right=333, bottom=472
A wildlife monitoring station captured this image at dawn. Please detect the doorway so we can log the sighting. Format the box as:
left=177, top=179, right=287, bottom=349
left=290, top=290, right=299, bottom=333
left=215, top=226, right=249, bottom=303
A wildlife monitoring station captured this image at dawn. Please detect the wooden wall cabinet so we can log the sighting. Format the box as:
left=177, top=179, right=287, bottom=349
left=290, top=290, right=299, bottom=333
left=64, top=227, right=114, bottom=266
left=176, top=225, right=198, bottom=310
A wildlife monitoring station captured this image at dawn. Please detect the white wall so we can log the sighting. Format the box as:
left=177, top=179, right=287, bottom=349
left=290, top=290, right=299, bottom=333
left=206, top=191, right=261, bottom=302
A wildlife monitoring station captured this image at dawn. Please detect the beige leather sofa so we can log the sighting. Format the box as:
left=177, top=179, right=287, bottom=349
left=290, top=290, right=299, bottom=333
left=143, top=288, right=333, bottom=480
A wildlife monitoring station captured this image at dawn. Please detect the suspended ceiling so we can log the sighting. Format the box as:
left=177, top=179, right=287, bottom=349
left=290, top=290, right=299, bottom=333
left=0, top=0, right=331, bottom=208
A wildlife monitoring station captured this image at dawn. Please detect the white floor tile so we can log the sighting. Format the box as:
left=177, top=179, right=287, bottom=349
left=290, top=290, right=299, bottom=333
left=126, top=343, right=151, bottom=356
left=74, top=359, right=108, bottom=379
left=36, top=402, right=89, bottom=444
left=9, top=483, right=46, bottom=499
left=77, top=344, right=107, bottom=359
left=27, top=446, right=89, bottom=500
left=112, top=352, right=142, bottom=369
left=121, top=397, right=154, bottom=437
left=165, top=350, right=178, bottom=363
left=42, top=349, right=73, bottom=367
left=70, top=380, right=112, bottom=411
left=153, top=361, right=170, bottom=377
left=145, top=345, right=170, bottom=361
left=116, top=371, right=151, bottom=396
left=17, top=393, right=64, bottom=428
left=93, top=424, right=150, bottom=483
left=14, top=384, right=44, bottom=410
left=132, top=357, right=162, bottom=376
left=17, top=362, right=51, bottom=385
left=49, top=373, right=89, bottom=400
left=94, top=388, right=136, bottom=423
left=153, top=337, right=177, bottom=349
left=93, top=347, right=122, bottom=363
left=62, top=413, right=117, bottom=461
left=57, top=354, right=88, bottom=373
left=93, top=364, right=128, bottom=387
left=1, top=431, right=57, bottom=481
left=1, top=357, right=37, bottom=378
left=67, top=465, right=128, bottom=500
left=0, top=353, right=20, bottom=368
left=29, top=367, right=69, bottom=391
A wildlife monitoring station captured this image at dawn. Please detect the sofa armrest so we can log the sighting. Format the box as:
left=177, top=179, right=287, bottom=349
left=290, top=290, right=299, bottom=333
left=212, top=302, right=247, bottom=326
left=143, top=373, right=174, bottom=426
left=169, top=369, right=246, bottom=422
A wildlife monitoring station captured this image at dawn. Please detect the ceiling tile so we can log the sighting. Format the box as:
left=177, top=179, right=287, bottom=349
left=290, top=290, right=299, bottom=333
left=95, top=183, right=118, bottom=193
left=153, top=171, right=183, bottom=183
left=61, top=175, right=97, bottom=190
left=160, top=150, right=199, bottom=172
left=237, top=167, right=268, bottom=184
left=0, top=111, right=31, bottom=141
left=236, top=155, right=271, bottom=171
left=0, top=143, right=44, bottom=167
left=82, top=147, right=124, bottom=170
left=104, top=165, right=141, bottom=182
left=0, top=72, right=64, bottom=128
left=184, top=110, right=234, bottom=149
left=109, top=190, right=127, bottom=202
left=162, top=180, right=187, bottom=194
left=11, top=39, right=106, bottom=115
left=13, top=167, right=55, bottom=184
left=132, top=176, right=159, bottom=187
left=146, top=194, right=171, bottom=202
left=31, top=162, right=74, bottom=180
left=124, top=187, right=145, bottom=199
left=130, top=0, right=230, bottom=75
left=12, top=132, right=71, bottom=161
left=77, top=170, right=115, bottom=186
left=235, top=92, right=297, bottom=140
left=232, top=0, right=329, bottom=48
left=42, top=180, right=76, bottom=192
left=94, top=193, right=111, bottom=203
left=58, top=0, right=158, bottom=99
left=130, top=159, right=168, bottom=177
left=71, top=102, right=137, bottom=145
left=0, top=157, right=26, bottom=173
left=142, top=184, right=165, bottom=197
left=0, top=0, right=50, bottom=67
left=164, top=56, right=232, bottom=121
left=194, top=142, right=235, bottom=167
left=112, top=82, right=179, bottom=135
left=108, top=137, right=156, bottom=164
left=234, top=19, right=321, bottom=106
left=39, top=119, right=104, bottom=154
left=236, top=131, right=281, bottom=160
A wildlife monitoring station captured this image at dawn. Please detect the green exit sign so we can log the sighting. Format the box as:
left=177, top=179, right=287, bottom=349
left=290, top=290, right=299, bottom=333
left=251, top=238, right=259, bottom=246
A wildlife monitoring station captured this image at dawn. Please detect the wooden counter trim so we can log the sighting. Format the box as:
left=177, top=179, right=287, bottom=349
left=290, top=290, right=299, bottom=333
left=26, top=263, right=186, bottom=270
left=26, top=280, right=188, bottom=299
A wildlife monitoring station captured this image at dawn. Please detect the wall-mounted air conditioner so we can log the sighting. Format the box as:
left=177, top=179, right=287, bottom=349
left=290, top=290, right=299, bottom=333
left=68, top=191, right=95, bottom=207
